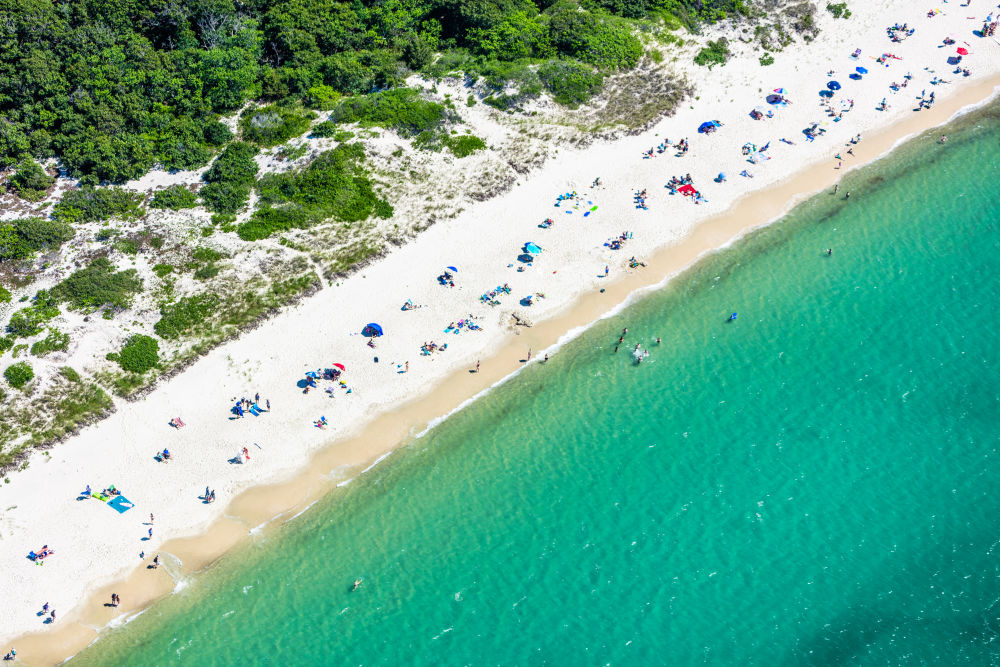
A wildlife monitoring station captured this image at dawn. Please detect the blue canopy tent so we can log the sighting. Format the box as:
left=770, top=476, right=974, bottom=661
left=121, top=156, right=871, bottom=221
left=827, top=80, right=842, bottom=90
left=524, top=242, right=542, bottom=254
left=698, top=120, right=722, bottom=134
left=362, top=323, right=383, bottom=337
left=856, top=66, right=869, bottom=74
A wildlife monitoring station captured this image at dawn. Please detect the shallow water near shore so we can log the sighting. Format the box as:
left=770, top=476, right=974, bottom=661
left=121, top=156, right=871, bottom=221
left=77, top=102, right=1000, bottom=665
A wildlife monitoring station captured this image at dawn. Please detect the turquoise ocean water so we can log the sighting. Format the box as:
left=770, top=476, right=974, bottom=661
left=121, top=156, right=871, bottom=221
left=79, top=103, right=1000, bottom=665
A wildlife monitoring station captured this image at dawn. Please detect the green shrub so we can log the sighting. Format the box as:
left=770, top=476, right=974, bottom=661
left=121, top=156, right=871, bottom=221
left=0, top=286, right=10, bottom=303
left=446, top=134, right=487, bottom=158
left=330, top=89, right=447, bottom=138
left=154, top=294, right=220, bottom=339
left=200, top=181, right=251, bottom=214
left=759, top=53, right=775, bottom=66
left=59, top=366, right=81, bottom=383
left=538, top=60, right=604, bottom=107
left=4, top=361, right=34, bottom=389
left=117, top=334, right=159, bottom=373
left=203, top=142, right=259, bottom=185
left=546, top=3, right=643, bottom=70
left=152, top=263, right=175, bottom=278
left=306, top=85, right=342, bottom=110
left=826, top=3, right=851, bottom=19
left=115, top=239, right=139, bottom=255
left=192, top=247, right=226, bottom=262
left=694, top=38, right=730, bottom=68
left=30, top=328, right=70, bottom=356
left=0, top=218, right=75, bottom=261
left=50, top=257, right=143, bottom=310
left=6, top=291, right=60, bottom=337
left=237, top=144, right=391, bottom=241
left=52, top=187, right=144, bottom=223
left=150, top=185, right=199, bottom=210
left=9, top=160, right=54, bottom=201
left=0, top=335, right=13, bottom=353
left=240, top=106, right=316, bottom=147
left=150, top=236, right=164, bottom=250
left=311, top=121, right=338, bottom=138
left=193, top=264, right=220, bottom=280
left=201, top=142, right=259, bottom=214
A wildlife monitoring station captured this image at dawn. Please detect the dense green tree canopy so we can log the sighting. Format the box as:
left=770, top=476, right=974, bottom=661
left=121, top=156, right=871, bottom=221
left=0, top=0, right=743, bottom=182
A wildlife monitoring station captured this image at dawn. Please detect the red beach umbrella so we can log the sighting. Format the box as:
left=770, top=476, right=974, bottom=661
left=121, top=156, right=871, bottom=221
left=956, top=47, right=969, bottom=55
left=332, top=363, right=346, bottom=371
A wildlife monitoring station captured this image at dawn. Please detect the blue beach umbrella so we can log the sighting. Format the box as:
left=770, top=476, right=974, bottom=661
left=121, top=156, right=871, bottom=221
left=827, top=80, right=842, bottom=90
left=856, top=66, right=869, bottom=74
left=362, top=323, right=383, bottom=337
left=446, top=266, right=458, bottom=272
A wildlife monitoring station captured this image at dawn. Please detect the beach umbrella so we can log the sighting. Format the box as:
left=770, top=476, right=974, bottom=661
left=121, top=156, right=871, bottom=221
left=856, top=66, right=868, bottom=74
left=766, top=94, right=785, bottom=104
left=827, top=80, right=842, bottom=90
left=956, top=47, right=969, bottom=55
left=306, top=371, right=319, bottom=378
left=446, top=266, right=458, bottom=272
left=772, top=88, right=787, bottom=94
left=332, top=363, right=346, bottom=371
left=362, top=323, right=383, bottom=337
left=524, top=242, right=542, bottom=254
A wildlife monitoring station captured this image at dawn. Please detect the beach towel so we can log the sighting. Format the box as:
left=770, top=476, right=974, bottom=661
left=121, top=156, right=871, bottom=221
left=250, top=405, right=262, bottom=416
left=108, top=495, right=134, bottom=513
left=92, top=492, right=110, bottom=502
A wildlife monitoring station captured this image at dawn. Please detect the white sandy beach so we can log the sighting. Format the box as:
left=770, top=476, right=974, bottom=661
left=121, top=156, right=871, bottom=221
left=3, top=1, right=1000, bottom=661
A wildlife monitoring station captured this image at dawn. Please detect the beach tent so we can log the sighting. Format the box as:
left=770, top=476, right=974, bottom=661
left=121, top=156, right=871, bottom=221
left=446, top=266, right=458, bottom=272
left=827, top=80, right=842, bottom=90
left=715, top=173, right=726, bottom=182
left=957, top=47, right=969, bottom=55
left=856, top=66, right=869, bottom=74
left=332, top=363, right=346, bottom=371
left=362, top=323, right=383, bottom=337
left=772, top=88, right=787, bottom=94
left=766, top=94, right=786, bottom=105
left=524, top=242, right=542, bottom=254
left=819, top=90, right=834, bottom=98
left=677, top=184, right=697, bottom=196
left=698, top=120, right=722, bottom=134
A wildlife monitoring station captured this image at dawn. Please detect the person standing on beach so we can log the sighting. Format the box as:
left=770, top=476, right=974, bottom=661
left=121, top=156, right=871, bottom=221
left=475, top=360, right=480, bottom=373
left=150, top=513, right=154, bottom=524
left=526, top=349, right=531, bottom=362
left=148, top=527, right=153, bottom=539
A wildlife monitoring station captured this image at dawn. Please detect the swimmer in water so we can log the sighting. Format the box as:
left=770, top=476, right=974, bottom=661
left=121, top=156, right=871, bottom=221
left=827, top=248, right=833, bottom=256
left=352, top=579, right=362, bottom=591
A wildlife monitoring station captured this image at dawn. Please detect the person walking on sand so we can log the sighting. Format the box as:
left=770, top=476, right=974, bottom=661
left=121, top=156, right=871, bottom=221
left=150, top=513, right=154, bottom=525
left=526, top=349, right=532, bottom=362
left=266, top=399, right=271, bottom=411
left=405, top=361, right=409, bottom=373
left=41, top=602, right=49, bottom=614
left=148, top=527, right=153, bottom=539
left=475, top=360, right=480, bottom=373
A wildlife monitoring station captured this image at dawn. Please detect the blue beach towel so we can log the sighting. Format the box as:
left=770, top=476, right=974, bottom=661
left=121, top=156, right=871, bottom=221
left=108, top=495, right=134, bottom=513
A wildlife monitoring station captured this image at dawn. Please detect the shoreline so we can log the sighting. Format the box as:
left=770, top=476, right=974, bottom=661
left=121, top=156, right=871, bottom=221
left=8, top=65, right=1000, bottom=665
